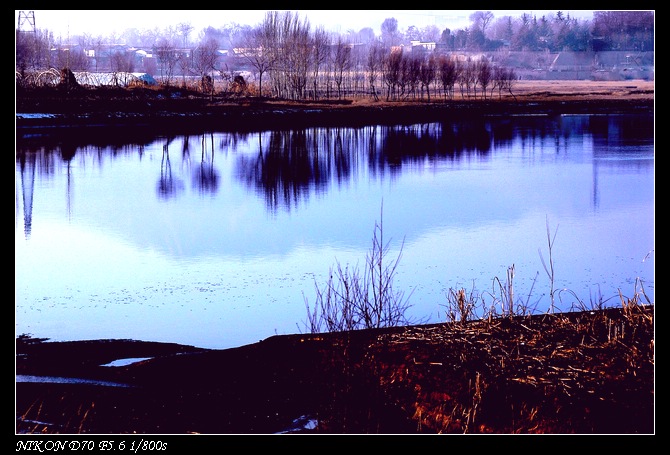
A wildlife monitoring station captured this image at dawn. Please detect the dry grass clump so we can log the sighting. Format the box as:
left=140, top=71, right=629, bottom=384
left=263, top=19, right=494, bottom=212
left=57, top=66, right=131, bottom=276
left=359, top=289, right=654, bottom=434
left=303, top=204, right=418, bottom=333
left=295, top=213, right=653, bottom=434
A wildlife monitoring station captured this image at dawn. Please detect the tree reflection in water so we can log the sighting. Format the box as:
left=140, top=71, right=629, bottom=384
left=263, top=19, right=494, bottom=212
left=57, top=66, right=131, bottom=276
left=235, top=122, right=494, bottom=212
left=192, top=133, right=220, bottom=195
left=157, top=137, right=184, bottom=200
left=16, top=114, right=654, bottom=215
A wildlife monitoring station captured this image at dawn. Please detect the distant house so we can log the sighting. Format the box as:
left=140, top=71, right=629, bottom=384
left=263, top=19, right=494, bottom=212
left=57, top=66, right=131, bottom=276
left=410, top=40, right=436, bottom=54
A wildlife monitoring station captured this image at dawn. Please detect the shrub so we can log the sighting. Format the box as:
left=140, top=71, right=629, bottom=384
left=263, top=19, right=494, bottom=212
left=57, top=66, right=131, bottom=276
left=303, top=205, right=415, bottom=333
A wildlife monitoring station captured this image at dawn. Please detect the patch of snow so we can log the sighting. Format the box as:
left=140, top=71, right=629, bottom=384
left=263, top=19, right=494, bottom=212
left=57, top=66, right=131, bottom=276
left=16, top=375, right=133, bottom=388
left=16, top=113, right=59, bottom=119
left=101, top=357, right=153, bottom=367
left=16, top=418, right=59, bottom=433
left=275, top=414, right=318, bottom=434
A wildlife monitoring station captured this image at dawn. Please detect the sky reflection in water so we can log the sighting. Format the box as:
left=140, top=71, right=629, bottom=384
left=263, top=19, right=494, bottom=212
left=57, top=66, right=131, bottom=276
left=15, top=114, right=654, bottom=349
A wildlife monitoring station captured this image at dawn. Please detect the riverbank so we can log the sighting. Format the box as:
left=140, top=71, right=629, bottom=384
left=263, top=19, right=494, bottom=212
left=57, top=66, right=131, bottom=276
left=16, top=80, right=654, bottom=137
left=16, top=304, right=654, bottom=434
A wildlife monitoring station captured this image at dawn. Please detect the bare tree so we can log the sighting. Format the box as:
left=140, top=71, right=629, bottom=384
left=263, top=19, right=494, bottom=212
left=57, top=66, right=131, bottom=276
left=16, top=29, right=50, bottom=76
left=470, top=11, right=495, bottom=36
left=366, top=41, right=384, bottom=101
left=324, top=47, right=335, bottom=99
left=155, top=38, right=178, bottom=85
left=15, top=31, right=32, bottom=76
left=283, top=13, right=311, bottom=100
left=192, top=38, right=219, bottom=95
left=381, top=17, right=400, bottom=48
left=177, top=52, right=190, bottom=88
left=419, top=54, right=436, bottom=101
left=476, top=59, right=492, bottom=100
left=239, top=12, right=279, bottom=98
left=357, top=27, right=376, bottom=44
left=311, top=26, right=330, bottom=100
left=438, top=55, right=458, bottom=100
left=456, top=58, right=470, bottom=99
left=383, top=47, right=403, bottom=100
left=53, top=45, right=89, bottom=71
left=347, top=40, right=367, bottom=97
left=332, top=36, right=351, bottom=99
left=492, top=65, right=517, bottom=100
left=492, top=65, right=506, bottom=99
left=503, top=67, right=518, bottom=100
left=177, top=22, right=193, bottom=48
left=405, top=25, right=421, bottom=42
left=110, top=49, right=134, bottom=81
left=420, top=24, right=441, bottom=42
left=89, top=36, right=104, bottom=72
left=401, top=54, right=420, bottom=99
left=471, top=59, right=481, bottom=99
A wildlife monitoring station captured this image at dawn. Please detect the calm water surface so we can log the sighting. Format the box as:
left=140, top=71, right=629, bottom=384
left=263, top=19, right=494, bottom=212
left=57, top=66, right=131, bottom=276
left=15, top=113, right=654, bottom=349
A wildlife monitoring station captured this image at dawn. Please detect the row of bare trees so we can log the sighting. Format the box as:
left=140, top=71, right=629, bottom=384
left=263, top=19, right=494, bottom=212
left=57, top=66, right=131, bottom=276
left=377, top=50, right=517, bottom=101
left=234, top=11, right=517, bottom=102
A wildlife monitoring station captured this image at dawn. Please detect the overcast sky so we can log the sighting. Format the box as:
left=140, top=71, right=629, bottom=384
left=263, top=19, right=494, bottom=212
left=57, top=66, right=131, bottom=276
left=16, top=10, right=598, bottom=39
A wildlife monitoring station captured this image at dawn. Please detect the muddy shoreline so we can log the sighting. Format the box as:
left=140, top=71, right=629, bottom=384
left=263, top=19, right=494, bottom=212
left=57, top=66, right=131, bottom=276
left=16, top=306, right=654, bottom=435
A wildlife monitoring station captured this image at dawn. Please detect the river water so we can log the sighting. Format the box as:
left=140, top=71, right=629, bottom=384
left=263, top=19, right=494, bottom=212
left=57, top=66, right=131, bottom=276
left=15, top=113, right=654, bottom=349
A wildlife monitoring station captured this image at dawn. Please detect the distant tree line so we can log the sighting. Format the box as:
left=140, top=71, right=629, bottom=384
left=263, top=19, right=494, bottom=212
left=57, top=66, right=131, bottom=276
left=438, top=10, right=653, bottom=53
left=16, top=10, right=652, bottom=101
